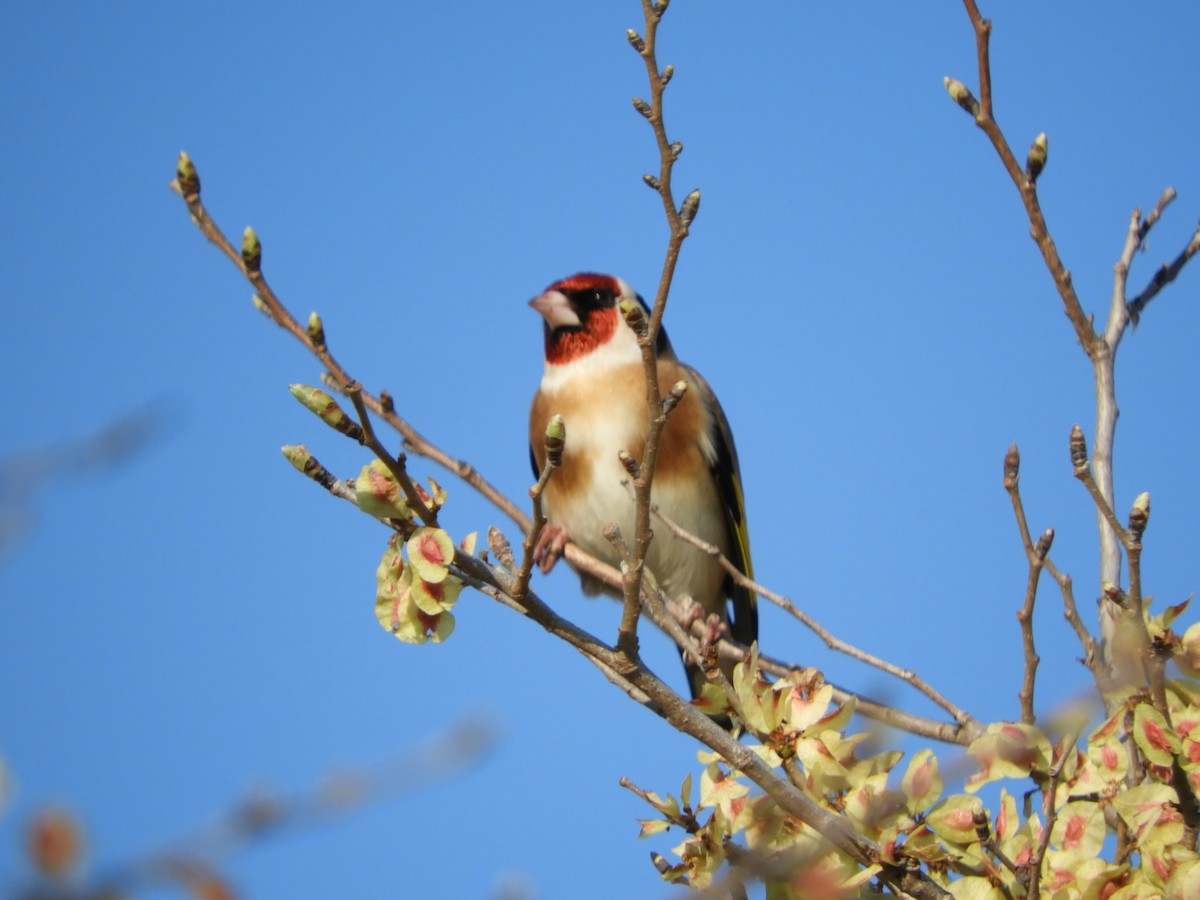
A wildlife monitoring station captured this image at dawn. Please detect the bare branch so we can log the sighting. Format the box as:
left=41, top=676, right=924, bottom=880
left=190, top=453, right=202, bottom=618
left=645, top=493, right=984, bottom=740
left=1127, top=217, right=1200, bottom=326
left=956, top=1, right=1097, bottom=353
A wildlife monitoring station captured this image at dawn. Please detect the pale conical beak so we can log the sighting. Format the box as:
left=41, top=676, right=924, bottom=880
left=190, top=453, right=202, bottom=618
left=529, top=289, right=582, bottom=330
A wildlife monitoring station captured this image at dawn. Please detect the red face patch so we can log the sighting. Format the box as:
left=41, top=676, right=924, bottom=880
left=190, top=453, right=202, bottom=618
left=545, top=306, right=619, bottom=365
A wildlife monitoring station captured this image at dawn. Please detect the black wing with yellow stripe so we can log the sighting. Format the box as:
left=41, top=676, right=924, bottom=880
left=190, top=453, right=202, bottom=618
left=684, top=364, right=758, bottom=649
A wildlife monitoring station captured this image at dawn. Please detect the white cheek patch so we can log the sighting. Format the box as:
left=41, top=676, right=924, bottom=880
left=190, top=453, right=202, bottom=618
left=539, top=321, right=641, bottom=393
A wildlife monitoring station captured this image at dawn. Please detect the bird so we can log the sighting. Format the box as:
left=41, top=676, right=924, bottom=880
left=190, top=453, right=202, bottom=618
left=527, top=272, right=757, bottom=707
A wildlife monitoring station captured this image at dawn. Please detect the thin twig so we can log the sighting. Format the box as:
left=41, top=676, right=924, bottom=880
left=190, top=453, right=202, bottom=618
left=344, top=382, right=436, bottom=525
left=646, top=495, right=983, bottom=739
left=514, top=445, right=561, bottom=599
left=1042, top=557, right=1102, bottom=682
left=1027, top=723, right=1085, bottom=897
left=1127, top=217, right=1200, bottom=326
left=959, top=1, right=1096, bottom=353
left=615, top=0, right=695, bottom=665
left=169, top=174, right=526, bottom=532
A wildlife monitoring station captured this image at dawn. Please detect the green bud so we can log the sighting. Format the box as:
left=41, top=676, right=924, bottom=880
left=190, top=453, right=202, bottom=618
left=175, top=151, right=200, bottom=198
left=1129, top=492, right=1151, bottom=540
left=251, top=293, right=272, bottom=319
left=544, top=414, right=566, bottom=468
left=618, top=298, right=648, bottom=340
left=241, top=226, right=262, bottom=274
left=281, top=444, right=336, bottom=491
left=1026, top=132, right=1048, bottom=183
left=943, top=77, right=979, bottom=117
left=289, top=384, right=364, bottom=442
left=307, top=311, right=325, bottom=348
left=282, top=443, right=314, bottom=474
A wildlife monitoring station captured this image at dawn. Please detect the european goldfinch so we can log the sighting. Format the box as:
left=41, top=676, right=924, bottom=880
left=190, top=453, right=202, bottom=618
left=527, top=272, right=757, bottom=701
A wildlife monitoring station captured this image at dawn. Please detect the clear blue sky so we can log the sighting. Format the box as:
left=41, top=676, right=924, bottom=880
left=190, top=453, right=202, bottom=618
left=2, top=3, right=1198, bottom=897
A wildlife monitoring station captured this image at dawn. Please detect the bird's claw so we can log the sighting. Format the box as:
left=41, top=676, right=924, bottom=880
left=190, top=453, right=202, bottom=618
left=533, top=523, right=570, bottom=574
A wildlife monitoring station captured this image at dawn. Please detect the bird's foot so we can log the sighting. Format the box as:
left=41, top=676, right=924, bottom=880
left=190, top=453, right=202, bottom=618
left=533, top=523, right=570, bottom=573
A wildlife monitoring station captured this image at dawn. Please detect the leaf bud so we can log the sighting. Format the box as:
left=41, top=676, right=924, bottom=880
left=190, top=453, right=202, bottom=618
left=307, top=311, right=325, bottom=348
left=661, top=64, right=674, bottom=86
left=618, top=449, right=640, bottom=478
left=544, top=414, right=566, bottom=468
left=618, top=297, right=649, bottom=340
left=1002, top=443, right=1020, bottom=490
left=488, top=525, right=516, bottom=571
left=1069, top=424, right=1088, bottom=473
left=281, top=444, right=336, bottom=491
left=1103, top=582, right=1130, bottom=609
left=175, top=151, right=200, bottom=198
left=1026, top=132, right=1048, bottom=183
left=642, top=173, right=661, bottom=191
left=943, top=77, right=979, bottom=117
left=626, top=28, right=645, bottom=53
left=679, top=189, right=701, bottom=229
left=241, top=226, right=262, bottom=274
left=289, top=384, right=364, bottom=442
left=663, top=379, right=689, bottom=415
left=251, top=293, right=273, bottom=320
left=632, top=97, right=653, bottom=119
left=1128, top=491, right=1150, bottom=541
left=1034, top=527, right=1054, bottom=560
